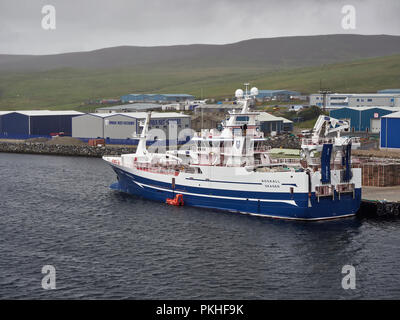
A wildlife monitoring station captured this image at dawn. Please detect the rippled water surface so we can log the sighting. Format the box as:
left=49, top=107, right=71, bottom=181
left=1, top=153, right=400, bottom=299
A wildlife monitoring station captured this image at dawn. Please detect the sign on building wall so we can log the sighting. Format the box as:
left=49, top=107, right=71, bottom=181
left=105, top=120, right=135, bottom=126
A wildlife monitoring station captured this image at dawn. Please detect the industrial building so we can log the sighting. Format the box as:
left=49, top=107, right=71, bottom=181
left=380, top=111, right=400, bottom=149
left=194, top=104, right=236, bottom=114
left=0, top=110, right=83, bottom=138
left=120, top=93, right=194, bottom=104
left=377, top=89, right=400, bottom=94
left=95, top=103, right=162, bottom=113
left=191, top=114, right=222, bottom=132
left=275, top=116, right=294, bottom=132
left=310, top=93, right=400, bottom=109
left=256, top=112, right=286, bottom=134
left=255, top=90, right=301, bottom=101
left=161, top=104, right=185, bottom=111
left=72, top=112, right=192, bottom=144
left=329, top=106, right=400, bottom=133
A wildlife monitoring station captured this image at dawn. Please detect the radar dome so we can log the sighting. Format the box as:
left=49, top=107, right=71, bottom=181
left=250, top=87, right=259, bottom=96
left=235, top=89, right=244, bottom=98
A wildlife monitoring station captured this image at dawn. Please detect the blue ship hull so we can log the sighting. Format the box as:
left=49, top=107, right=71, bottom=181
left=111, top=167, right=361, bottom=221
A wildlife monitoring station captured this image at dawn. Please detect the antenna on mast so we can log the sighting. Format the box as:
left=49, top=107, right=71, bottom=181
left=244, top=83, right=250, bottom=98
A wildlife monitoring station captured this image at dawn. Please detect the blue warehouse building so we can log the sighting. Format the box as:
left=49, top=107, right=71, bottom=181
left=381, top=111, right=400, bottom=149
left=0, top=110, right=83, bottom=139
left=121, top=93, right=194, bottom=103
left=0, top=112, right=29, bottom=137
left=329, top=106, right=400, bottom=133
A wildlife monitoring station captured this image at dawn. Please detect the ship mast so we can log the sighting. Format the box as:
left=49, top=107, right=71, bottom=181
left=136, top=112, right=151, bottom=156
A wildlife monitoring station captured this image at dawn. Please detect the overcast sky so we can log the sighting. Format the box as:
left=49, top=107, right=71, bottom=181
left=0, top=0, right=399, bottom=55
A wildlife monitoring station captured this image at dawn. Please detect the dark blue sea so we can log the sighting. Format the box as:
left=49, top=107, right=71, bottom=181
left=1, top=152, right=400, bottom=299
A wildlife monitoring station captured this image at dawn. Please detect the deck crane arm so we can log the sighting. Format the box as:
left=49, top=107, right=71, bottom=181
left=312, top=115, right=350, bottom=139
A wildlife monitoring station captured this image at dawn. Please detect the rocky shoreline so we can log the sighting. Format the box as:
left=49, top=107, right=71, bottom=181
left=265, top=134, right=301, bottom=149
left=0, top=141, right=136, bottom=158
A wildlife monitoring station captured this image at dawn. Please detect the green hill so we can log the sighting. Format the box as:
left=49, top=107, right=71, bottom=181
left=2, top=35, right=400, bottom=72
left=0, top=53, right=399, bottom=111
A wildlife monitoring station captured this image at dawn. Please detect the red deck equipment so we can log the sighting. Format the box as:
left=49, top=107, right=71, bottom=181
left=166, top=194, right=184, bottom=206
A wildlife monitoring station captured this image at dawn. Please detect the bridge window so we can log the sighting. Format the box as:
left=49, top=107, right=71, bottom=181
left=236, top=116, right=249, bottom=122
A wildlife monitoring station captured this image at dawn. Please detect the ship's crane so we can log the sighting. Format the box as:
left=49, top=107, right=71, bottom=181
left=312, top=115, right=350, bottom=139
left=301, top=115, right=359, bottom=165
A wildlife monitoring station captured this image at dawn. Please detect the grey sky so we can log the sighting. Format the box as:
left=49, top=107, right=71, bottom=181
left=0, top=0, right=399, bottom=55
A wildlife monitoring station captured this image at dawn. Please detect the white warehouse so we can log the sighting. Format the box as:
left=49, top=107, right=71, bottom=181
left=310, top=93, right=400, bottom=109
left=72, top=112, right=192, bottom=143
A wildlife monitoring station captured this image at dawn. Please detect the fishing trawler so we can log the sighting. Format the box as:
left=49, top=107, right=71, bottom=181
left=103, top=85, right=361, bottom=220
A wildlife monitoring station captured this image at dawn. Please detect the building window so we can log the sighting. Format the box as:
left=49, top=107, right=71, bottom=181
left=330, top=97, right=346, bottom=100
left=367, top=99, right=372, bottom=102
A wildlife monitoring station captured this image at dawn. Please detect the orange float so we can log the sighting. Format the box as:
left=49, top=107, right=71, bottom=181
left=166, top=194, right=184, bottom=206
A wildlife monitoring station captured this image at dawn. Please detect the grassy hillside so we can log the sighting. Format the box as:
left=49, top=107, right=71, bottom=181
left=0, top=54, right=399, bottom=111
left=2, top=35, right=400, bottom=72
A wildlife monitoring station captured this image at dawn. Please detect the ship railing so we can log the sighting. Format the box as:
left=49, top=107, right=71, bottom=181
left=302, top=137, right=360, bottom=146
left=270, top=158, right=301, bottom=165
left=301, top=138, right=335, bottom=146
left=332, top=158, right=360, bottom=165
left=308, top=157, right=360, bottom=167
left=308, top=158, right=321, bottom=165
left=315, top=185, right=334, bottom=197
left=197, top=147, right=217, bottom=152
left=335, top=183, right=355, bottom=194
left=104, top=156, right=122, bottom=166
left=134, top=164, right=179, bottom=176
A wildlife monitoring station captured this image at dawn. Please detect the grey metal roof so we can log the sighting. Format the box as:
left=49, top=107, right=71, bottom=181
left=256, top=112, right=284, bottom=122
left=17, top=110, right=84, bottom=116
left=258, top=90, right=299, bottom=94
left=335, top=106, right=400, bottom=112
left=85, top=112, right=190, bottom=119
left=382, top=111, right=400, bottom=118
left=124, top=93, right=194, bottom=97
left=96, top=103, right=162, bottom=111
left=0, top=110, right=83, bottom=116
left=378, top=89, right=400, bottom=94
left=195, top=104, right=236, bottom=109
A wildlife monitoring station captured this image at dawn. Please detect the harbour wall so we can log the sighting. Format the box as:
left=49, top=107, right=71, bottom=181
left=0, top=142, right=135, bottom=158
